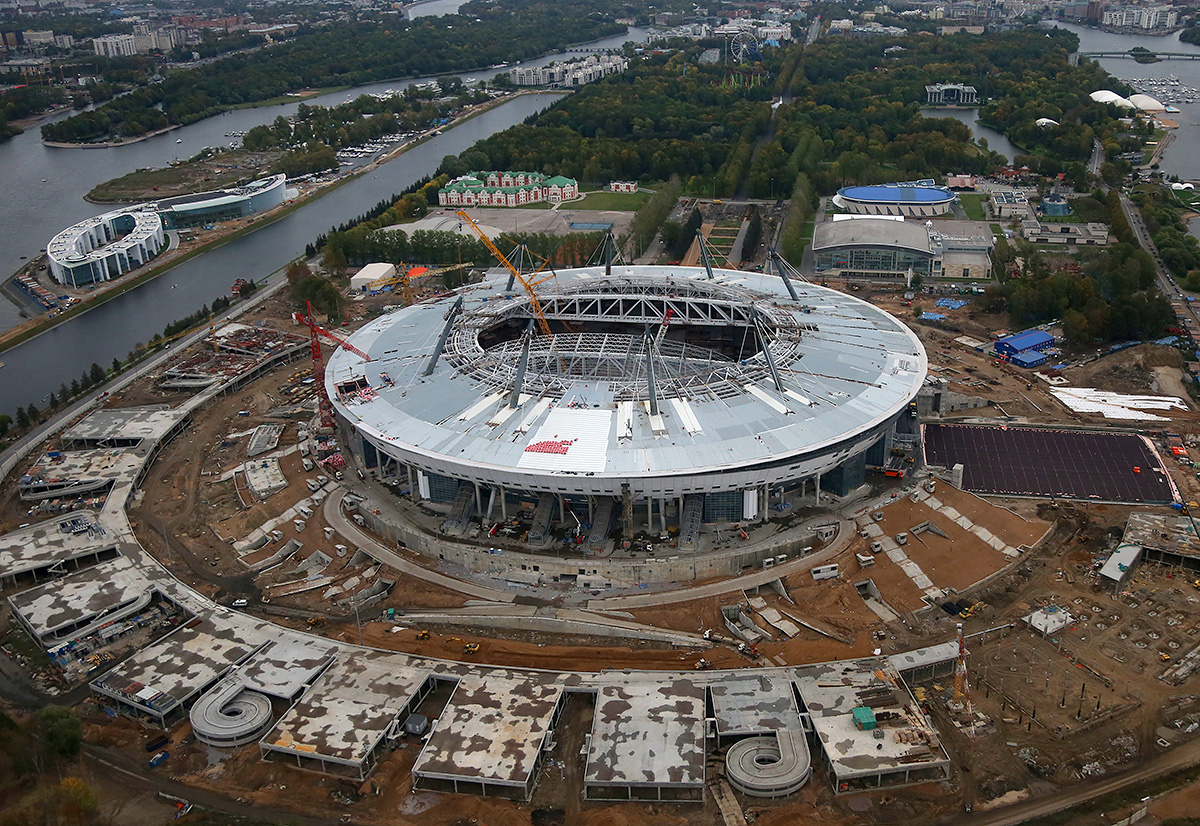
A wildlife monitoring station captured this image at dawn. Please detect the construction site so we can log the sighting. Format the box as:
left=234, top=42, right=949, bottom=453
left=3, top=222, right=1200, bottom=826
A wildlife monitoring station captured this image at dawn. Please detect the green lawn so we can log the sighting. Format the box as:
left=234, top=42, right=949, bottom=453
left=513, top=201, right=552, bottom=210
left=570, top=190, right=651, bottom=211
left=959, top=193, right=986, bottom=221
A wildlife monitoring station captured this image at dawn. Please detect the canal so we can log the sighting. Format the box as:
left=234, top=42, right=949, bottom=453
left=0, top=92, right=563, bottom=417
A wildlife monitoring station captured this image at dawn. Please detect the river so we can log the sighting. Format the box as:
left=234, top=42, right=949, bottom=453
left=0, top=21, right=656, bottom=418
left=0, top=93, right=563, bottom=417
left=1045, top=20, right=1200, bottom=180
left=0, top=22, right=655, bottom=332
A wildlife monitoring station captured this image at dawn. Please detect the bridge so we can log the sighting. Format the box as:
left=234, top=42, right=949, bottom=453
left=1080, top=50, right=1200, bottom=60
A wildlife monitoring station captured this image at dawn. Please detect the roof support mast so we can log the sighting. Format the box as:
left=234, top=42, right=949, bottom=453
left=768, top=249, right=802, bottom=301
left=644, top=325, right=660, bottom=417
left=752, top=307, right=786, bottom=393
left=423, top=296, right=463, bottom=377
left=456, top=209, right=554, bottom=338
left=508, top=321, right=535, bottom=409
left=697, top=231, right=716, bottom=280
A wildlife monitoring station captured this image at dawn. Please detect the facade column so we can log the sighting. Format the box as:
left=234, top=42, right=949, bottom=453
left=559, top=495, right=566, bottom=524
left=500, top=486, right=507, bottom=520
left=473, top=482, right=482, bottom=516
left=659, top=498, right=667, bottom=532
left=815, top=472, right=822, bottom=506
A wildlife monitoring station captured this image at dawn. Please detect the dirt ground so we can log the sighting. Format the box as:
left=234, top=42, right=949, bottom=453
left=339, top=621, right=744, bottom=672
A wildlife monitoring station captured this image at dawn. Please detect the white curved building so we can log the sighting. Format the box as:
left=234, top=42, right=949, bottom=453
left=155, top=173, right=287, bottom=229
left=1090, top=90, right=1135, bottom=109
left=327, top=265, right=927, bottom=547
left=47, top=206, right=165, bottom=288
left=1128, top=93, right=1166, bottom=112
left=1034, top=117, right=1060, bottom=128
left=46, top=174, right=288, bottom=288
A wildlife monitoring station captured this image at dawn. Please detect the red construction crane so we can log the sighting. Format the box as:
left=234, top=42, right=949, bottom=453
left=305, top=300, right=371, bottom=431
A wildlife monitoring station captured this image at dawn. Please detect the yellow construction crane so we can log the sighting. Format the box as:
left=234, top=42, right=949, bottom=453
left=455, top=209, right=554, bottom=337
left=366, top=263, right=472, bottom=305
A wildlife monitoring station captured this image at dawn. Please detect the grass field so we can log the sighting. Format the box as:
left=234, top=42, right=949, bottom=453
left=230, top=86, right=350, bottom=110
left=958, top=193, right=986, bottom=221
left=87, top=150, right=281, bottom=202
left=571, top=190, right=651, bottom=211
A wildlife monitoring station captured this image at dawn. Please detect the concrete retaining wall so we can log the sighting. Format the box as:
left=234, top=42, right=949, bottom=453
left=354, top=504, right=818, bottom=586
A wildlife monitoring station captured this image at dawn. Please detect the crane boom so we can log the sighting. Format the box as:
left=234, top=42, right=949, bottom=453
left=314, top=324, right=372, bottom=362
left=305, top=300, right=370, bottom=431
left=653, top=308, right=675, bottom=350
left=456, top=209, right=553, bottom=338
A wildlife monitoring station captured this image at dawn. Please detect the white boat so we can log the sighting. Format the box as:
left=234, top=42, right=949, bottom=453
left=176, top=138, right=182, bottom=143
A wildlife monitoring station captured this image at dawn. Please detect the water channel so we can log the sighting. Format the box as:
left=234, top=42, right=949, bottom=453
left=0, top=22, right=654, bottom=416
left=923, top=106, right=1020, bottom=162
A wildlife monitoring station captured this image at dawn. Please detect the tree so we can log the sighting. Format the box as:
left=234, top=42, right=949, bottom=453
left=47, top=393, right=58, bottom=410
left=25, top=404, right=39, bottom=424
left=36, top=705, right=82, bottom=760
left=89, top=362, right=104, bottom=385
left=15, top=407, right=28, bottom=430
left=321, top=244, right=348, bottom=275
left=58, top=777, right=99, bottom=824
left=0, top=413, right=11, bottom=437
left=111, top=357, right=121, bottom=374
left=59, top=383, right=70, bottom=403
left=70, top=378, right=80, bottom=397
left=285, top=260, right=312, bottom=283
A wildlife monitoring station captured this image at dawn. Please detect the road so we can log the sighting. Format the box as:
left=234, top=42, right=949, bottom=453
left=0, top=265, right=293, bottom=487
left=322, top=487, right=517, bottom=603
left=946, top=735, right=1200, bottom=825
left=1115, top=192, right=1200, bottom=339
left=85, top=744, right=336, bottom=826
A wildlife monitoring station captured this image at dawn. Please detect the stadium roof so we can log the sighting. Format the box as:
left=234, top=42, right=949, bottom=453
left=326, top=265, right=927, bottom=487
left=838, top=184, right=955, bottom=204
left=811, top=219, right=935, bottom=255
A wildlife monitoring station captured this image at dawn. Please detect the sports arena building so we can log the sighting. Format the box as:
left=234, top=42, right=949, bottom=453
left=47, top=205, right=165, bottom=288
left=47, top=175, right=287, bottom=287
left=834, top=181, right=957, bottom=217
left=326, top=264, right=927, bottom=567
left=811, top=218, right=993, bottom=283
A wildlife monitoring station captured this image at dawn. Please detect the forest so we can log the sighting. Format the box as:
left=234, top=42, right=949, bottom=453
left=448, top=27, right=1128, bottom=202
left=983, top=191, right=1173, bottom=343
left=0, top=85, right=68, bottom=142
left=40, top=0, right=625, bottom=143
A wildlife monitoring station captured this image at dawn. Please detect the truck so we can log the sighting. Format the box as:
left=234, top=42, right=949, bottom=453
left=812, top=564, right=840, bottom=581
left=149, top=751, right=170, bottom=768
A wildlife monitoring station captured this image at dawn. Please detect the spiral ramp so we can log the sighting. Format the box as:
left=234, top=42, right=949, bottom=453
left=190, top=675, right=275, bottom=748
left=725, top=730, right=811, bottom=798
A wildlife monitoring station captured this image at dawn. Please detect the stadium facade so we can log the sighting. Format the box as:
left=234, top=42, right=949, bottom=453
left=326, top=265, right=927, bottom=556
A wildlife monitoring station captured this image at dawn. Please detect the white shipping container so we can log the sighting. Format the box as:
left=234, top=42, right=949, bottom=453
left=812, top=564, right=839, bottom=581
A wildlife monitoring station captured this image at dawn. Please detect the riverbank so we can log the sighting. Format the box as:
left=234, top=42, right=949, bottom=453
left=0, top=90, right=556, bottom=357
left=43, top=123, right=182, bottom=150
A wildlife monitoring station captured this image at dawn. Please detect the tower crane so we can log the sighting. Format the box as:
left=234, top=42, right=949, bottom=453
left=952, top=622, right=976, bottom=738
left=455, top=209, right=554, bottom=338
left=305, top=300, right=372, bottom=431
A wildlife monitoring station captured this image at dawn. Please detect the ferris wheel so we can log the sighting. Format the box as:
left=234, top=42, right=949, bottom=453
left=727, top=31, right=759, bottom=63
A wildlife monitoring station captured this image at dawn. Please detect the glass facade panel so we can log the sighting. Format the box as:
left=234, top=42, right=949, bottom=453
left=704, top=490, right=743, bottom=522
left=815, top=247, right=935, bottom=277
